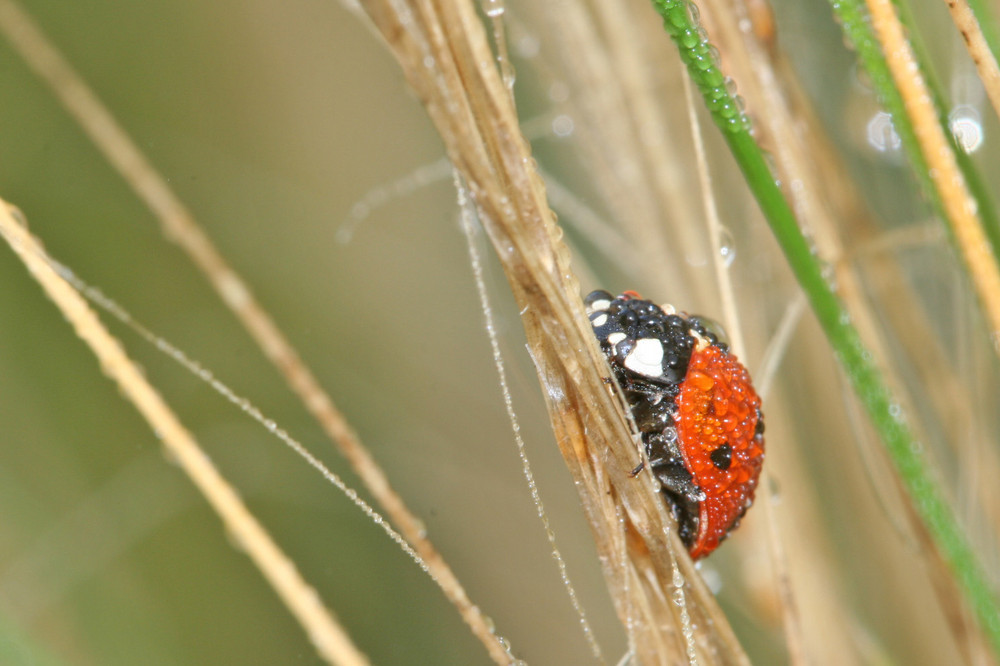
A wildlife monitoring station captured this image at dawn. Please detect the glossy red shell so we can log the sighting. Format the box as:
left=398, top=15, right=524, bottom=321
left=676, top=344, right=764, bottom=559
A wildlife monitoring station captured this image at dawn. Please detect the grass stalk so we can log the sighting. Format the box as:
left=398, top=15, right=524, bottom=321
left=357, top=0, right=754, bottom=662
left=649, top=0, right=1000, bottom=656
left=942, top=0, right=1000, bottom=123
left=0, top=201, right=367, bottom=666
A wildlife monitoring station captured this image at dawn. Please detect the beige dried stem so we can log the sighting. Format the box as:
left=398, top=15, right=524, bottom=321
left=944, top=0, right=1000, bottom=123
left=0, top=200, right=367, bottom=666
left=0, top=2, right=512, bottom=662
left=519, top=0, right=713, bottom=304
left=358, top=0, right=749, bottom=663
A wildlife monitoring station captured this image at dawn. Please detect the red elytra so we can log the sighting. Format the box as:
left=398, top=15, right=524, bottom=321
left=676, top=344, right=764, bottom=559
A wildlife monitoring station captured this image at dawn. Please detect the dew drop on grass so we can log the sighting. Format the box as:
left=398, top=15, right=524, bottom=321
left=483, top=0, right=504, bottom=18
left=551, top=114, right=575, bottom=137
left=718, top=226, right=736, bottom=267
left=160, top=445, right=179, bottom=467
left=514, top=32, right=539, bottom=59
left=866, top=111, right=901, bottom=153
left=949, top=105, right=983, bottom=153
left=685, top=0, right=700, bottom=23
left=699, top=566, right=722, bottom=594
left=768, top=475, right=782, bottom=503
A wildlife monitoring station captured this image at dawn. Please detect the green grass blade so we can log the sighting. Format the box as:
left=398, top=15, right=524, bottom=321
left=649, top=0, right=1000, bottom=656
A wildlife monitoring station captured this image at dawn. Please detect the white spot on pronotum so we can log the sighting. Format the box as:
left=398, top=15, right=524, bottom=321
left=588, top=298, right=610, bottom=313
left=659, top=302, right=677, bottom=315
left=590, top=313, right=608, bottom=327
left=624, top=338, right=664, bottom=378
left=607, top=332, right=626, bottom=346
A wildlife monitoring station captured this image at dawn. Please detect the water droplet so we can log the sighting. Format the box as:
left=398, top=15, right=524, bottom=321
left=160, top=446, right=179, bottom=466
left=685, top=1, right=700, bottom=23
left=483, top=0, right=505, bottom=18
left=699, top=566, right=722, bottom=594
left=820, top=261, right=839, bottom=292
left=334, top=227, right=353, bottom=244
left=718, top=226, right=736, bottom=267
left=866, top=111, right=901, bottom=152
left=6, top=204, right=28, bottom=228
left=551, top=114, right=574, bottom=137
left=949, top=105, right=983, bottom=153
left=515, top=33, right=539, bottom=58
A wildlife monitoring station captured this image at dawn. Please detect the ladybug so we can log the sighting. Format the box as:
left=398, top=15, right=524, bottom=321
left=584, top=290, right=765, bottom=559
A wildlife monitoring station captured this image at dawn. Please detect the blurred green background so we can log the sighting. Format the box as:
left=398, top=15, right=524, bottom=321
left=0, top=1, right=614, bottom=663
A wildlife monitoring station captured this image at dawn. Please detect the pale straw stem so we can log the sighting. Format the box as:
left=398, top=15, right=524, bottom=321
left=0, top=200, right=367, bottom=666
left=943, top=0, right=1000, bottom=123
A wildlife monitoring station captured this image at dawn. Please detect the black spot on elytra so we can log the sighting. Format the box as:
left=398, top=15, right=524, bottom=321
left=710, top=443, right=733, bottom=470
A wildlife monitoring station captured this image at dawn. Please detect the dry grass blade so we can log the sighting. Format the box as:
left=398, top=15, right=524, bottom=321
left=357, top=0, right=750, bottom=663
left=0, top=2, right=510, bottom=660
left=0, top=200, right=367, bottom=666
left=865, top=0, right=1000, bottom=345
left=944, top=0, right=1000, bottom=123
